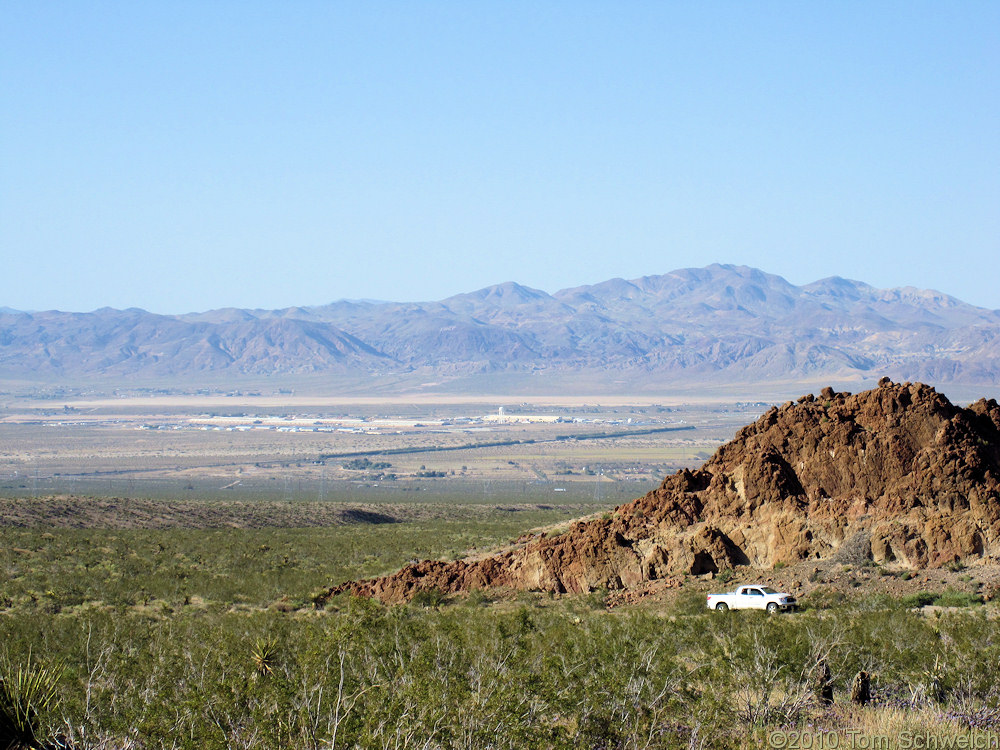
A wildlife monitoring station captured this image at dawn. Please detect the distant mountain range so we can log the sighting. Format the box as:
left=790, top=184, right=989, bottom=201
left=3, top=264, right=1000, bottom=390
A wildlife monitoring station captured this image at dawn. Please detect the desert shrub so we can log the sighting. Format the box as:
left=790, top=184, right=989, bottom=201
left=464, top=588, right=491, bottom=607
left=3, top=597, right=1000, bottom=749
left=933, top=589, right=983, bottom=608
left=899, top=590, right=982, bottom=609
left=585, top=587, right=608, bottom=610
left=799, top=587, right=848, bottom=611
left=695, top=617, right=814, bottom=731
left=835, top=531, right=874, bottom=566
left=901, top=591, right=937, bottom=608
left=7, top=516, right=1000, bottom=749
left=411, top=587, right=447, bottom=608
left=675, top=588, right=711, bottom=616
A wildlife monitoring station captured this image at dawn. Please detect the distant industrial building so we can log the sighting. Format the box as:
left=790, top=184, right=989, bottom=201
left=482, top=407, right=561, bottom=424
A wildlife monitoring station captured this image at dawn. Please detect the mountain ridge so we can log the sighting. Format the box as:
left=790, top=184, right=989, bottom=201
left=3, top=264, right=999, bottom=388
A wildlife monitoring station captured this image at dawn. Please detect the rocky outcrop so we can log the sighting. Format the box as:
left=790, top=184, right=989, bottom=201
left=322, top=380, right=1000, bottom=603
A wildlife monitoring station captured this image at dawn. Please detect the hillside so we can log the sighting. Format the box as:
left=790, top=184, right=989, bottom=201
left=323, top=379, right=1000, bottom=603
left=2, top=264, right=1000, bottom=389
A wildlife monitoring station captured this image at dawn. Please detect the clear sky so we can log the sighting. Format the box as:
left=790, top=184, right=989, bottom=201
left=2, top=2, right=998, bottom=314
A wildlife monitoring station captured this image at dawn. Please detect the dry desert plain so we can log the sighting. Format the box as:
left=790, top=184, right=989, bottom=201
left=0, top=392, right=766, bottom=506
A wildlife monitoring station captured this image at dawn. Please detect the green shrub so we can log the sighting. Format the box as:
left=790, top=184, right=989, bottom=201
left=585, top=588, right=608, bottom=610
left=900, top=590, right=983, bottom=608
left=799, top=587, right=847, bottom=610
left=8, top=505, right=1000, bottom=749
left=901, top=592, right=937, bottom=608
left=933, top=589, right=982, bottom=607
left=465, top=588, right=491, bottom=607
left=411, top=587, right=447, bottom=608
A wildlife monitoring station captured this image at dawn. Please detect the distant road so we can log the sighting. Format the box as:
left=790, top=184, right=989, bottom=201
left=318, top=424, right=696, bottom=461
left=48, top=424, right=696, bottom=480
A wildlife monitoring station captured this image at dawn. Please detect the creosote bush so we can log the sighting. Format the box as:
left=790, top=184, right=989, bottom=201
left=3, top=523, right=1000, bottom=748
left=902, top=589, right=983, bottom=609
left=3, top=595, right=997, bottom=749
left=410, top=587, right=447, bottom=608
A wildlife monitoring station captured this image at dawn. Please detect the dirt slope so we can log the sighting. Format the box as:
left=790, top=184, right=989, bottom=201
left=322, top=379, right=1000, bottom=604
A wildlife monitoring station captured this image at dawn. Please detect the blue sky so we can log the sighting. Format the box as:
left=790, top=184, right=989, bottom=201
left=2, top=2, right=998, bottom=313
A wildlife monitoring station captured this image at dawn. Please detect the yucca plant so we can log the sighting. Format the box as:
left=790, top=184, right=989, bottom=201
left=250, top=638, right=279, bottom=678
left=0, top=654, right=62, bottom=750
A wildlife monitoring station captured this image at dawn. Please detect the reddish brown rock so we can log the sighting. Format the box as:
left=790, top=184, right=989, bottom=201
left=320, top=381, right=1000, bottom=603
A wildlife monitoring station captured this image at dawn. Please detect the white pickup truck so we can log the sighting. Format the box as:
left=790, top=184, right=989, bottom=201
left=706, top=585, right=797, bottom=613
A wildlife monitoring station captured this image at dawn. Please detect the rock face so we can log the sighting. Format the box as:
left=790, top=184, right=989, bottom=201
left=322, top=380, right=1000, bottom=604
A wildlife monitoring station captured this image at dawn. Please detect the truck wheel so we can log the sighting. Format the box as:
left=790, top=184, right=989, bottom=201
left=715, top=602, right=729, bottom=612
left=766, top=602, right=779, bottom=613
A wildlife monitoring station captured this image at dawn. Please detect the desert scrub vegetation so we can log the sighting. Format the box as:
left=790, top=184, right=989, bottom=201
left=0, top=504, right=580, bottom=612
left=2, top=589, right=1000, bottom=748
left=4, top=512, right=1000, bottom=748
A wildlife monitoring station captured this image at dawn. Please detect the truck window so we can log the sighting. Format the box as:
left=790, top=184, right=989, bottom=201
left=749, top=589, right=763, bottom=596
